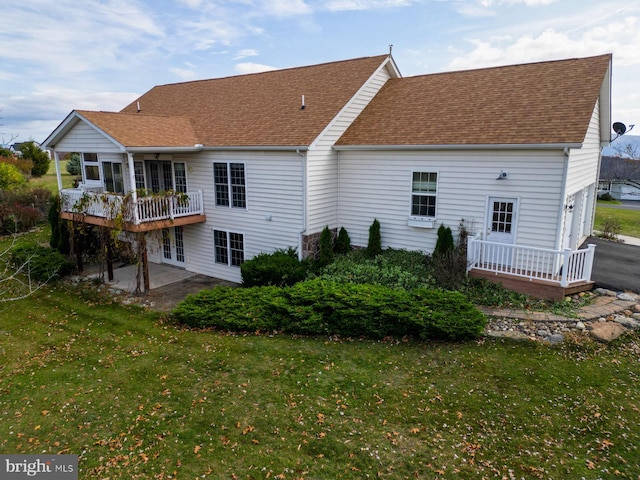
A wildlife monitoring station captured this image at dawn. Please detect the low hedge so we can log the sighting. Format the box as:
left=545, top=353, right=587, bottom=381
left=172, top=279, right=486, bottom=341
left=240, top=248, right=310, bottom=287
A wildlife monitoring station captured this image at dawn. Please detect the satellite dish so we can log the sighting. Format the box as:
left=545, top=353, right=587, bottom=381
left=612, top=122, right=627, bottom=136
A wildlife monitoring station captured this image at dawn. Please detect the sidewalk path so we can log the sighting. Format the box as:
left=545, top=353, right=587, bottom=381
left=480, top=293, right=637, bottom=323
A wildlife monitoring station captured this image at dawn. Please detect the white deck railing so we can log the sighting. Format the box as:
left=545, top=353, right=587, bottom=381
left=61, top=189, right=204, bottom=225
left=467, top=235, right=596, bottom=287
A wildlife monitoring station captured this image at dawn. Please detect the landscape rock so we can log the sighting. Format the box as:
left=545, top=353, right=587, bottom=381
left=589, top=322, right=628, bottom=343
left=633, top=313, right=640, bottom=321
left=618, top=292, right=638, bottom=302
left=595, top=288, right=617, bottom=297
left=486, top=330, right=532, bottom=342
left=633, top=304, right=640, bottom=313
left=575, top=321, right=586, bottom=331
left=614, top=317, right=640, bottom=330
left=546, top=334, right=564, bottom=344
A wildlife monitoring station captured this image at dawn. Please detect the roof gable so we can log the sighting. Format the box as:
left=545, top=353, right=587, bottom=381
left=336, top=54, right=612, bottom=147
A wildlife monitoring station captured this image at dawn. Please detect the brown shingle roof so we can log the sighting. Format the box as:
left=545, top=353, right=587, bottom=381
left=113, top=55, right=390, bottom=147
left=77, top=110, right=198, bottom=147
left=336, top=54, right=611, bottom=146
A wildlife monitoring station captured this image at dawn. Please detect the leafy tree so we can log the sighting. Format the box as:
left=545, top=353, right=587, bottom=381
left=0, top=147, right=13, bottom=157
left=366, top=219, right=382, bottom=257
left=19, top=141, right=50, bottom=177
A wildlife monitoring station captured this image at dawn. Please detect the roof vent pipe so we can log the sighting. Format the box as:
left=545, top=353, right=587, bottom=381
left=136, top=101, right=141, bottom=113
left=301, top=95, right=305, bottom=110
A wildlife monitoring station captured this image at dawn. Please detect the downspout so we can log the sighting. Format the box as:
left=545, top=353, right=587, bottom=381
left=126, top=152, right=140, bottom=225
left=554, top=147, right=571, bottom=252
left=296, top=149, right=307, bottom=260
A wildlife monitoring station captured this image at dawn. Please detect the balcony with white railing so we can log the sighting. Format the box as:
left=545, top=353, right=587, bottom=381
left=467, top=235, right=596, bottom=299
left=60, top=188, right=206, bottom=231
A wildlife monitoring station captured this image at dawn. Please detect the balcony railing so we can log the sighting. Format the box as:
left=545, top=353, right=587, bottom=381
left=61, top=188, right=204, bottom=225
left=467, top=235, right=596, bottom=287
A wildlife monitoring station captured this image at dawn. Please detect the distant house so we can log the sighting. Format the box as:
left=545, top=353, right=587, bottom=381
left=598, top=156, right=640, bottom=200
left=42, top=53, right=612, bottom=300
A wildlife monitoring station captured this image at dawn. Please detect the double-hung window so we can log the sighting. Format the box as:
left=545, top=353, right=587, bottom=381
left=214, top=162, right=246, bottom=208
left=411, top=172, right=437, bottom=217
left=214, top=230, right=244, bottom=267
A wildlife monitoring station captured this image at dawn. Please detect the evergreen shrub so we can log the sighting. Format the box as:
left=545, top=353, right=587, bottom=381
left=366, top=219, right=382, bottom=257
left=172, top=279, right=486, bottom=341
left=335, top=226, right=351, bottom=254
left=240, top=247, right=309, bottom=287
left=10, top=243, right=74, bottom=282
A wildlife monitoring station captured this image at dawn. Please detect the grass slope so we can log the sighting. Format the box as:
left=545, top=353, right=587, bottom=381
left=1, top=283, right=639, bottom=479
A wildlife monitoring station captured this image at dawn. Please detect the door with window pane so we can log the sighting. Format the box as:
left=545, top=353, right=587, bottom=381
left=161, top=227, right=185, bottom=266
left=486, top=197, right=518, bottom=265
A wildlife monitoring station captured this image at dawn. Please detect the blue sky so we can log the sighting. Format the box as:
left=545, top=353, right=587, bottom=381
left=1, top=0, right=639, bottom=145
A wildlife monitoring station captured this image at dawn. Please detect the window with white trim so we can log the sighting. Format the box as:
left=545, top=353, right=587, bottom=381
left=82, top=153, right=100, bottom=182
left=102, top=162, right=124, bottom=194
left=411, top=171, right=437, bottom=217
left=214, top=162, right=246, bottom=208
left=214, top=230, right=244, bottom=267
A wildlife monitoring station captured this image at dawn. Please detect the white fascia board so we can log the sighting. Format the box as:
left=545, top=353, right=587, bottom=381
left=333, top=143, right=583, bottom=151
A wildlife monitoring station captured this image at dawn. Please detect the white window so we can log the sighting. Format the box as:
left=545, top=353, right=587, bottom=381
left=82, top=153, right=100, bottom=183
left=214, top=230, right=244, bottom=267
left=214, top=162, right=246, bottom=208
left=411, top=172, right=437, bottom=217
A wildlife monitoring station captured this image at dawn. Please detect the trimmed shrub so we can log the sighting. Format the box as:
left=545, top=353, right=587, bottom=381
left=366, top=218, right=382, bottom=257
left=335, top=226, right=351, bottom=254
left=434, top=224, right=454, bottom=257
left=10, top=243, right=74, bottom=282
left=316, top=248, right=435, bottom=290
left=241, top=247, right=309, bottom=287
left=317, top=226, right=334, bottom=267
left=172, top=279, right=486, bottom=342
left=411, top=288, right=486, bottom=341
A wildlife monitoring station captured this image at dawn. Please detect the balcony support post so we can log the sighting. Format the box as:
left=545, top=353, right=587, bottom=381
left=126, top=152, right=140, bottom=225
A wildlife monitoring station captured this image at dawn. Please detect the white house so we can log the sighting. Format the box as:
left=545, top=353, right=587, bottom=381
left=42, top=53, right=612, bottom=299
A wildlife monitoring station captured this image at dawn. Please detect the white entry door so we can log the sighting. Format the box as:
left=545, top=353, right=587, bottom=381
left=162, top=227, right=186, bottom=267
left=486, top=197, right=518, bottom=266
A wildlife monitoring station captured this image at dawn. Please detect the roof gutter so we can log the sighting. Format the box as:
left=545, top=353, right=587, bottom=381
left=125, top=145, right=310, bottom=153
left=333, top=143, right=583, bottom=151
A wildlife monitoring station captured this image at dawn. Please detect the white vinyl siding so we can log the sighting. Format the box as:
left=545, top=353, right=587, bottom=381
left=180, top=151, right=304, bottom=283
left=54, top=120, right=122, bottom=153
left=565, top=99, right=601, bottom=195
left=337, top=149, right=566, bottom=253
left=306, top=61, right=394, bottom=234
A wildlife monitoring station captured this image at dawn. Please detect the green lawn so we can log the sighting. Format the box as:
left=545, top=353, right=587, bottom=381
left=29, top=159, right=74, bottom=192
left=1, top=280, right=638, bottom=479
left=595, top=202, right=640, bottom=238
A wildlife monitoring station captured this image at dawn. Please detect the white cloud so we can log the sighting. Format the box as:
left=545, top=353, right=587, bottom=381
left=234, top=49, right=260, bottom=59
left=324, top=0, right=413, bottom=11
left=234, top=62, right=279, bottom=74
left=261, top=0, right=312, bottom=16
